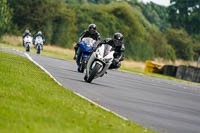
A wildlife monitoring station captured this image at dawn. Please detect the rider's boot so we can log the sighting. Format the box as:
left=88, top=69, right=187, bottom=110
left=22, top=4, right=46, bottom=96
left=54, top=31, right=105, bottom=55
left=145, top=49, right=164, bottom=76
left=73, top=54, right=77, bottom=60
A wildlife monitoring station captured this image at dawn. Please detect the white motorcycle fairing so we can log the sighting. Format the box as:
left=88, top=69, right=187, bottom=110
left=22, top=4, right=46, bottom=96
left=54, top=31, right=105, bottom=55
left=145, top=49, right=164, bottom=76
left=35, top=36, right=43, bottom=48
left=34, top=36, right=44, bottom=54
left=85, top=44, right=114, bottom=82
left=23, top=35, right=33, bottom=48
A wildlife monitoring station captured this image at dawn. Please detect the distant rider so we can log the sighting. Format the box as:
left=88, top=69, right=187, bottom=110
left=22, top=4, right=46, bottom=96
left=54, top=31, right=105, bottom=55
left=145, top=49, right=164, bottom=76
left=94, top=32, right=125, bottom=69
left=33, top=31, right=46, bottom=47
left=22, top=29, right=32, bottom=46
left=74, top=24, right=101, bottom=60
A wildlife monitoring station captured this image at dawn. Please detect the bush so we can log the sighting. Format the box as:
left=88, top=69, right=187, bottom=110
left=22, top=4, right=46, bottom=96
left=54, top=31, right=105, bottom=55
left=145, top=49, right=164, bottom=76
left=128, top=40, right=155, bottom=61
left=50, top=8, right=76, bottom=48
left=164, top=28, right=194, bottom=60
left=0, top=0, right=12, bottom=36
left=7, top=0, right=77, bottom=47
left=148, top=29, right=176, bottom=61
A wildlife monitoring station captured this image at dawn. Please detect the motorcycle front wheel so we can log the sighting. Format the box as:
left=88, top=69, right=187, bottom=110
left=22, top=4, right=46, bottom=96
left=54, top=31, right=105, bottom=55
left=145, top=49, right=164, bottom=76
left=86, top=63, right=102, bottom=83
left=26, top=45, right=30, bottom=52
left=37, top=46, right=40, bottom=54
left=79, top=57, right=87, bottom=73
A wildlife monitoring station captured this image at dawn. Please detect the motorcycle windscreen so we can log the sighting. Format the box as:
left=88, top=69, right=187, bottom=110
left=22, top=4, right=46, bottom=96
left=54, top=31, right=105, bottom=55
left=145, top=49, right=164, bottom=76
left=82, top=37, right=96, bottom=46
left=24, top=35, right=32, bottom=42
left=35, top=36, right=43, bottom=44
left=81, top=38, right=96, bottom=52
left=103, top=45, right=113, bottom=57
left=80, top=42, right=93, bottom=52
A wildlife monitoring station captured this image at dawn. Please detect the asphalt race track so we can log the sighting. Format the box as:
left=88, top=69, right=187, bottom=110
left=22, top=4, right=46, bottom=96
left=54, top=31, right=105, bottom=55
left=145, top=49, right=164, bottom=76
left=1, top=48, right=200, bottom=133
left=29, top=53, right=200, bottom=133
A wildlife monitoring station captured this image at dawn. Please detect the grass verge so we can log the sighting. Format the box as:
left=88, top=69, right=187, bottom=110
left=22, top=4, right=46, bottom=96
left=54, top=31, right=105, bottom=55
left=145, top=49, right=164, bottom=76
left=0, top=42, right=74, bottom=60
left=0, top=51, right=155, bottom=133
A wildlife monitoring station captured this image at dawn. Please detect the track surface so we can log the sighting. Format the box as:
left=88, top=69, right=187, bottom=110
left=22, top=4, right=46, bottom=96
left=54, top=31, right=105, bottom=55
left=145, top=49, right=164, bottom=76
left=29, top=53, right=200, bottom=133
left=1, top=48, right=200, bottom=133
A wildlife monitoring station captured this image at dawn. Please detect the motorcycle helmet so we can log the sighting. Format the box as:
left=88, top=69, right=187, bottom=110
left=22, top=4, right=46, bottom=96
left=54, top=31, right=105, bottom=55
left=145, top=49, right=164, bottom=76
left=113, top=32, right=123, bottom=47
left=38, top=31, right=42, bottom=35
left=88, top=24, right=96, bottom=34
left=25, top=29, right=30, bottom=34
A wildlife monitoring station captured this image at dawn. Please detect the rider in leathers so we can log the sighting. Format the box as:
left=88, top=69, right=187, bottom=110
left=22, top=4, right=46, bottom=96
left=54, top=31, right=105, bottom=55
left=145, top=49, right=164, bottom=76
left=33, top=31, right=46, bottom=49
left=74, top=24, right=100, bottom=60
left=22, top=29, right=32, bottom=46
left=94, top=32, right=125, bottom=69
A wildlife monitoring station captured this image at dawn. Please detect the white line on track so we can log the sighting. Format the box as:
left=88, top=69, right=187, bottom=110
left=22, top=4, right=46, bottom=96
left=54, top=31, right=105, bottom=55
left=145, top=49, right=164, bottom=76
left=24, top=52, right=129, bottom=121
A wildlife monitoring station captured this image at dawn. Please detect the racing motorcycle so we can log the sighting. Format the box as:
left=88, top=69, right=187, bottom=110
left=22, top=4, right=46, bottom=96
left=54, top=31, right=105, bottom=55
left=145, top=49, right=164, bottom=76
left=84, top=44, right=115, bottom=83
left=34, top=36, right=44, bottom=54
left=23, top=35, right=33, bottom=52
left=76, top=37, right=96, bottom=73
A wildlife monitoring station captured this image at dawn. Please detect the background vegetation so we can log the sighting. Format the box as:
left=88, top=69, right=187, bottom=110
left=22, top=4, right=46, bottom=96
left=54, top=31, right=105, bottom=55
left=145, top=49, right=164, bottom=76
left=1, top=0, right=200, bottom=61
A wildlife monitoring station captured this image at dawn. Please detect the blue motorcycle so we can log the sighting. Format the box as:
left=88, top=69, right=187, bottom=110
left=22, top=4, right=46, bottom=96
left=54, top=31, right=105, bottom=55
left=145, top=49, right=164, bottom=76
left=76, top=37, right=96, bottom=73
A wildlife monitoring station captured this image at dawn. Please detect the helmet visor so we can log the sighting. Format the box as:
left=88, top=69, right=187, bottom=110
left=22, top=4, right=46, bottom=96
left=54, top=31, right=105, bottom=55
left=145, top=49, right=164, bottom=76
left=89, top=26, right=96, bottom=33
left=114, top=39, right=122, bottom=46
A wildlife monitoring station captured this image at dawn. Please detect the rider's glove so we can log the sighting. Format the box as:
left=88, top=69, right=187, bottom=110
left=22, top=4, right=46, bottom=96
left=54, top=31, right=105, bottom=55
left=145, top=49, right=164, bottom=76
left=92, top=46, right=97, bottom=52
left=114, top=58, right=120, bottom=62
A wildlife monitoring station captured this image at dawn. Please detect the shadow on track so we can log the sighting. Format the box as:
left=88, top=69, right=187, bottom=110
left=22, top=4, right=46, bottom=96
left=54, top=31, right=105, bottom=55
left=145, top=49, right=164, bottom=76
left=58, top=75, right=115, bottom=89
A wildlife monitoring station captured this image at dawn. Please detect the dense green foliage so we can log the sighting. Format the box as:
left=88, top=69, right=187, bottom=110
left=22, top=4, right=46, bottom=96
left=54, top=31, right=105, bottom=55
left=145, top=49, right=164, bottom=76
left=0, top=0, right=12, bottom=36
left=168, top=0, right=200, bottom=60
left=65, top=0, right=134, bottom=4
left=164, top=28, right=194, bottom=60
left=7, top=0, right=76, bottom=48
left=129, top=1, right=171, bottom=31
left=169, top=0, right=200, bottom=34
left=147, top=29, right=176, bottom=61
left=1, top=0, right=200, bottom=61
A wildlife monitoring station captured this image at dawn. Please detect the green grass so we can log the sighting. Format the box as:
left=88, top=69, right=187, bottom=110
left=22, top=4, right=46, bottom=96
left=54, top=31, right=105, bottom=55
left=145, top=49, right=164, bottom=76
left=120, top=66, right=200, bottom=85
left=0, top=43, right=73, bottom=60
left=0, top=51, right=155, bottom=133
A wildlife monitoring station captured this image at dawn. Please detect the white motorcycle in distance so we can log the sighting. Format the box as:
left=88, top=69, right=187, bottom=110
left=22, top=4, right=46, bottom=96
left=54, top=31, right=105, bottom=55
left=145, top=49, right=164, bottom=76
left=34, top=36, right=44, bottom=54
left=84, top=44, right=115, bottom=83
left=23, top=35, right=33, bottom=52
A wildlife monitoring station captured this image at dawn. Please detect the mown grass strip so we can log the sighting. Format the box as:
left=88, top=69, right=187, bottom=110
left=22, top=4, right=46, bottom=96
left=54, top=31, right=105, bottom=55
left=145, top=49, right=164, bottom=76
left=0, top=51, right=155, bottom=133
left=0, top=43, right=73, bottom=60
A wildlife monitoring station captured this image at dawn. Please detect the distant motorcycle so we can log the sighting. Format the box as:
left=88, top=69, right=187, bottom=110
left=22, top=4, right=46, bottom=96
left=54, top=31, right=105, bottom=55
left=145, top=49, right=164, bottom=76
left=34, top=36, right=44, bottom=54
left=23, top=35, right=33, bottom=52
left=76, top=37, right=96, bottom=73
left=84, top=44, right=115, bottom=83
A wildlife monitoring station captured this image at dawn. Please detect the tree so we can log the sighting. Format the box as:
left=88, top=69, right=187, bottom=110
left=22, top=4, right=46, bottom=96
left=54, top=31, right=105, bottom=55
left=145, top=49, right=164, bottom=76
left=7, top=0, right=77, bottom=47
left=164, top=28, right=194, bottom=60
left=7, top=0, right=54, bottom=31
left=0, top=0, right=12, bottom=36
left=168, top=0, right=200, bottom=34
left=148, top=29, right=176, bottom=61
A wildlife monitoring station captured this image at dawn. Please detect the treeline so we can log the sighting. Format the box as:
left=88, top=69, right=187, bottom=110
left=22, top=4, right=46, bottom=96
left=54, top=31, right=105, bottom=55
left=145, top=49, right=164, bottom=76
left=0, top=0, right=12, bottom=36
left=0, top=0, right=200, bottom=61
